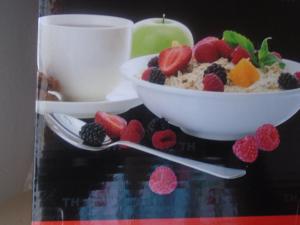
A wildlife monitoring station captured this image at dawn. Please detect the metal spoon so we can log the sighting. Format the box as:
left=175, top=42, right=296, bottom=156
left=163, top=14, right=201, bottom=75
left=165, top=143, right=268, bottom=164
left=44, top=113, right=246, bottom=179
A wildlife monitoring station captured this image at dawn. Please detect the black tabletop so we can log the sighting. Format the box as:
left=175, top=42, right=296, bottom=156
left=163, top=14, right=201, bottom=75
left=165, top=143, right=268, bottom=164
left=32, top=105, right=300, bottom=221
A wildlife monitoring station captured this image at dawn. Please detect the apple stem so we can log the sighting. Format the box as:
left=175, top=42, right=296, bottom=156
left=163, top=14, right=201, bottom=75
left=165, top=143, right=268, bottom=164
left=162, top=13, right=165, bottom=24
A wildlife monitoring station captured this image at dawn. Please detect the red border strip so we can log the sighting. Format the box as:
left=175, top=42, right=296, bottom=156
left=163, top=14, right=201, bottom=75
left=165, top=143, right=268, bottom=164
left=32, top=215, right=300, bottom=225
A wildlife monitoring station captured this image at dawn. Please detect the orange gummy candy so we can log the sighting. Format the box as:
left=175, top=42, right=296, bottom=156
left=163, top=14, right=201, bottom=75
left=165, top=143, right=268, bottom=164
left=229, top=59, right=260, bottom=87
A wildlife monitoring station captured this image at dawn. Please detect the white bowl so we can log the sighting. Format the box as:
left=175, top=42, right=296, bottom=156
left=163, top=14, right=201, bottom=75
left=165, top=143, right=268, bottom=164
left=122, top=55, right=300, bottom=140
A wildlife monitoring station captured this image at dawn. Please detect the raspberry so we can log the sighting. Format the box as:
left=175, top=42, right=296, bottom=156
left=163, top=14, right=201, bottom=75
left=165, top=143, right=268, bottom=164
left=233, top=135, right=259, bottom=163
left=152, top=129, right=177, bottom=150
left=294, top=71, right=300, bottom=82
left=149, top=166, right=177, bottom=195
left=278, top=73, right=298, bottom=90
left=255, top=124, right=280, bottom=152
left=147, top=56, right=159, bottom=67
left=120, top=120, right=145, bottom=147
left=204, top=63, right=227, bottom=84
left=203, top=74, right=224, bottom=92
left=272, top=51, right=282, bottom=59
left=146, top=118, right=170, bottom=139
left=121, top=132, right=142, bottom=146
left=141, top=68, right=152, bottom=81
left=231, top=46, right=250, bottom=64
left=129, top=120, right=145, bottom=134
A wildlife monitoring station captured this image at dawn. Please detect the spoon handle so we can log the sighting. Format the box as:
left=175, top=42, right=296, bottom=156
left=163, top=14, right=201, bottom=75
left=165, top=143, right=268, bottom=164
left=44, top=113, right=246, bottom=179
left=111, top=141, right=246, bottom=179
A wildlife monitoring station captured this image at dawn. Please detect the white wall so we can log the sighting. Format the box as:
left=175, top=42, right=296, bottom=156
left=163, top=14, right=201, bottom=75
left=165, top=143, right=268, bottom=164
left=0, top=0, right=38, bottom=203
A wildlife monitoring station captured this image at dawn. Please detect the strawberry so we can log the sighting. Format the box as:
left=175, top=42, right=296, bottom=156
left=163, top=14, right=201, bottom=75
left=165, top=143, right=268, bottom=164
left=196, top=36, right=219, bottom=45
left=158, top=46, right=192, bottom=77
left=231, top=46, right=250, bottom=64
left=216, top=40, right=234, bottom=59
left=194, top=38, right=220, bottom=63
left=193, top=36, right=219, bottom=63
left=95, top=112, right=127, bottom=138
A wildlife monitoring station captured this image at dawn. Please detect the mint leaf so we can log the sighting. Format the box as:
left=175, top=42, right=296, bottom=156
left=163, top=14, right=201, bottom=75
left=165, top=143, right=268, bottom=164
left=223, top=31, right=255, bottom=54
left=258, top=37, right=271, bottom=61
left=260, top=54, right=278, bottom=67
left=223, top=30, right=257, bottom=65
left=279, top=62, right=286, bottom=69
left=258, top=37, right=285, bottom=69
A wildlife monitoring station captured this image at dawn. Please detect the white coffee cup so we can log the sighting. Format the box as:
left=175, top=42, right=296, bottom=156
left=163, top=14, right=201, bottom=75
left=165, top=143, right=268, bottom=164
left=38, top=14, right=133, bottom=101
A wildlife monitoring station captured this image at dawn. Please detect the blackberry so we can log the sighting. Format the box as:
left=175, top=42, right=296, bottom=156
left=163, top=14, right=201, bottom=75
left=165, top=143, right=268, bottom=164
left=79, top=122, right=106, bottom=146
left=204, top=63, right=227, bottom=84
left=278, top=73, right=298, bottom=90
left=147, top=56, right=159, bottom=67
left=146, top=118, right=170, bottom=139
left=149, top=68, right=165, bottom=85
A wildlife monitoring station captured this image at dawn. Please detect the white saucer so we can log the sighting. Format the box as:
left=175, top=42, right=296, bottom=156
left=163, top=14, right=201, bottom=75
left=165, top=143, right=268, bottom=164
left=36, top=80, right=142, bottom=118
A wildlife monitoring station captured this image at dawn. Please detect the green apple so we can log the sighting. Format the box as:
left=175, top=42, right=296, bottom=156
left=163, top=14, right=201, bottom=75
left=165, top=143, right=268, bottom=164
left=131, top=17, right=194, bottom=58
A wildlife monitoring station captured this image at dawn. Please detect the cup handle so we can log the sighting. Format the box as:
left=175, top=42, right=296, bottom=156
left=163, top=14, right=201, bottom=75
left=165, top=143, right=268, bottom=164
left=48, top=90, right=63, bottom=101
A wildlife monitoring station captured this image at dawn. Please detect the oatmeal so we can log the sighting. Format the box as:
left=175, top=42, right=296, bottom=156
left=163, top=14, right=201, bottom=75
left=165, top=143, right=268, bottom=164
left=141, top=30, right=300, bottom=92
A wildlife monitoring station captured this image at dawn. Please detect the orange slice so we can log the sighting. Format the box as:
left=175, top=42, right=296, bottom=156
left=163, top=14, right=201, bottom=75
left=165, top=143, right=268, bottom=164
left=229, top=59, right=260, bottom=87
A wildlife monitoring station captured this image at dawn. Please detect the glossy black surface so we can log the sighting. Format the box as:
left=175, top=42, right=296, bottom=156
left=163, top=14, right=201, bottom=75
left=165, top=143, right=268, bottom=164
left=33, top=105, right=300, bottom=221
left=42, top=0, right=300, bottom=61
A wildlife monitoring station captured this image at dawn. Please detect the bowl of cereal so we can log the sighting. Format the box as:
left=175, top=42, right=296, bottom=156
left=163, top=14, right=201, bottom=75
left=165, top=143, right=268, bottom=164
left=122, top=31, right=300, bottom=140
